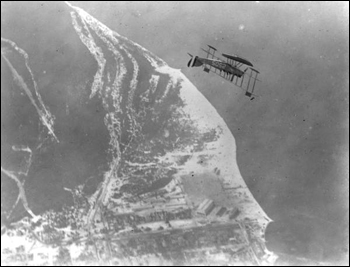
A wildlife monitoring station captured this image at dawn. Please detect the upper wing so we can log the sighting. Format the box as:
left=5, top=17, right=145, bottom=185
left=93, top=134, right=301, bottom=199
left=222, top=54, right=254, bottom=67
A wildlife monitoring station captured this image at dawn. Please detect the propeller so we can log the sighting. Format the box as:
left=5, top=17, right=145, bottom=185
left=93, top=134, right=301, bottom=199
left=187, top=53, right=193, bottom=67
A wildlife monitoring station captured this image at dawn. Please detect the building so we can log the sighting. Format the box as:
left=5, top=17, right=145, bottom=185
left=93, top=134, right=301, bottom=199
left=164, top=179, right=178, bottom=192
left=229, top=207, right=240, bottom=220
left=196, top=199, right=215, bottom=216
left=216, top=207, right=227, bottom=217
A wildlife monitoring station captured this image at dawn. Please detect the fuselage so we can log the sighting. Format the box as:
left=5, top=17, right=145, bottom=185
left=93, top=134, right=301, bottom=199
left=188, top=56, right=244, bottom=77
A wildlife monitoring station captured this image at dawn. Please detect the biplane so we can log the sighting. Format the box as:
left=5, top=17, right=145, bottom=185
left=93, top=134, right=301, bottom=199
left=187, top=45, right=260, bottom=100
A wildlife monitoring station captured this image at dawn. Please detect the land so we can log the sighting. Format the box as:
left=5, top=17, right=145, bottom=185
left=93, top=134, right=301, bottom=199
left=1, top=173, right=276, bottom=266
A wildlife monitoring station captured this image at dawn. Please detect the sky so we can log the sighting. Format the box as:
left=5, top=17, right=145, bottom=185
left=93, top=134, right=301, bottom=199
left=1, top=1, right=349, bottom=264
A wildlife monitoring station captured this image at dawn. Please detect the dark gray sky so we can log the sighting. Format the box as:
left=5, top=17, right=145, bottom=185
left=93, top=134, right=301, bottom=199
left=1, top=1, right=349, bottom=264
